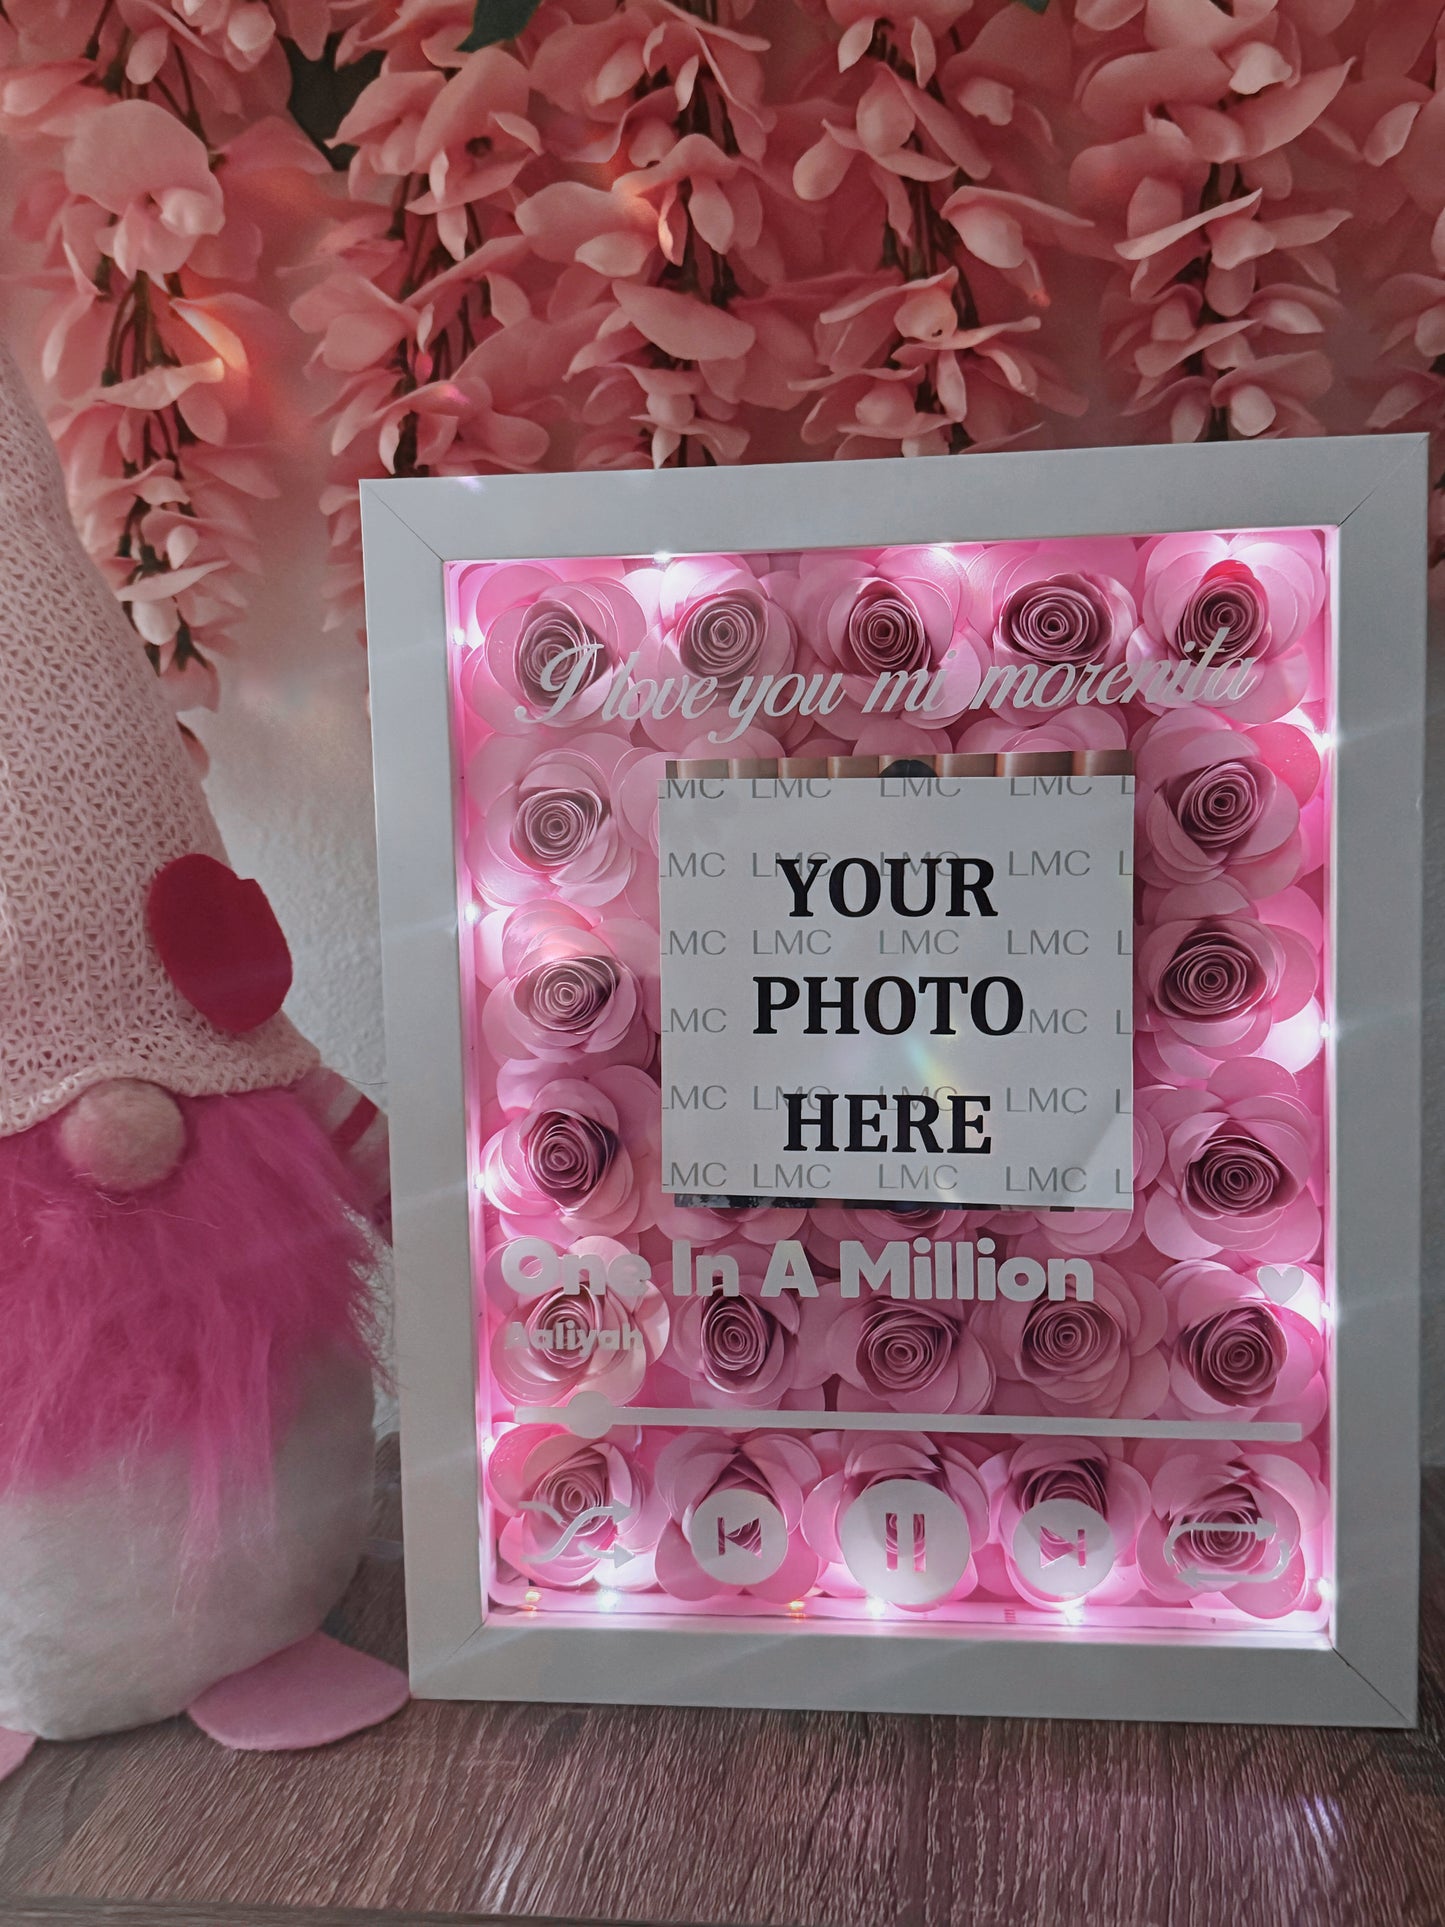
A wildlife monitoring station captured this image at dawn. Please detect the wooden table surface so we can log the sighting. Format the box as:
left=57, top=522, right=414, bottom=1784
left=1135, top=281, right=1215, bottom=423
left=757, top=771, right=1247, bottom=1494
left=2, top=1449, right=1441, bottom=1927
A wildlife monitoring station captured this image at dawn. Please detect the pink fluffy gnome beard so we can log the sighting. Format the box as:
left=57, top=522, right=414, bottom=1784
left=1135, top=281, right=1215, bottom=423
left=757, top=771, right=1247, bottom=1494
left=0, top=1087, right=376, bottom=1523
left=0, top=1088, right=384, bottom=1740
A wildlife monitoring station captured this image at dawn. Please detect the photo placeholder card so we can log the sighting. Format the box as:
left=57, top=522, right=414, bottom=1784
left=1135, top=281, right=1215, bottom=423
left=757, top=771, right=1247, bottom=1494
left=659, top=762, right=1135, bottom=1210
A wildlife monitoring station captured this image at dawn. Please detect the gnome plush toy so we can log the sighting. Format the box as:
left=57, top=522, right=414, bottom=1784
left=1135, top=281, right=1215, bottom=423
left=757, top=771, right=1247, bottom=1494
left=0, top=339, right=406, bottom=1777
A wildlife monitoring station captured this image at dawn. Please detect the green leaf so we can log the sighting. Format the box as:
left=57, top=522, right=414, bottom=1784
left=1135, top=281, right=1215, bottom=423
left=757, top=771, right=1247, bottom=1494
left=459, top=0, right=542, bottom=52
left=284, top=35, right=383, bottom=171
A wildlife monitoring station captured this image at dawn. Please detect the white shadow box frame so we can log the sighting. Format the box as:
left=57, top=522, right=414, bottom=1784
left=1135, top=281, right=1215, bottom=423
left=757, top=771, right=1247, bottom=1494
left=361, top=435, right=1425, bottom=1726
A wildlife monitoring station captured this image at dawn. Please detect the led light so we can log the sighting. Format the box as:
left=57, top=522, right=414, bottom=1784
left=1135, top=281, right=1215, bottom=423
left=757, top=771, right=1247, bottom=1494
left=524, top=1587, right=541, bottom=1609
left=653, top=550, right=673, bottom=566
left=787, top=1598, right=806, bottom=1616
left=1062, top=1599, right=1086, bottom=1624
left=463, top=899, right=482, bottom=926
left=866, top=1596, right=887, bottom=1619
left=472, top=1171, right=486, bottom=1193
left=1318, top=1578, right=1335, bottom=1604
left=596, top=1589, right=620, bottom=1612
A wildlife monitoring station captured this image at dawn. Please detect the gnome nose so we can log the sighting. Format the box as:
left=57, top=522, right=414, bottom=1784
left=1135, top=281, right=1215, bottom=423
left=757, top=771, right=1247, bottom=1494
left=59, top=1080, right=186, bottom=1191
left=146, top=853, right=293, bottom=1033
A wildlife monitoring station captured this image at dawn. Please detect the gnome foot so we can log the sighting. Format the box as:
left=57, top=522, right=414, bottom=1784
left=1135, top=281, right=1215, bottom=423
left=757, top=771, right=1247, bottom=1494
left=186, top=1632, right=408, bottom=1752
left=0, top=1729, right=36, bottom=1784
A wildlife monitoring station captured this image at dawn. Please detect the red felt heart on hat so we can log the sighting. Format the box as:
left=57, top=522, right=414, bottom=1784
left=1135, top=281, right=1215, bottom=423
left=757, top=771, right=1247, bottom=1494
left=147, top=854, right=292, bottom=1034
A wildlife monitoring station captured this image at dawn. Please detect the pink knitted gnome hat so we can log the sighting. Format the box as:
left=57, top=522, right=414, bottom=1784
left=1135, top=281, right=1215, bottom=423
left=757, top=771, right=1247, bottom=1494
left=0, top=338, right=316, bottom=1135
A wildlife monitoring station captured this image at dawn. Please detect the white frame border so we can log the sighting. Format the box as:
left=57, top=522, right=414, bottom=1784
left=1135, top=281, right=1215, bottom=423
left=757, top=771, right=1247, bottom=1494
left=362, top=436, right=1426, bottom=1726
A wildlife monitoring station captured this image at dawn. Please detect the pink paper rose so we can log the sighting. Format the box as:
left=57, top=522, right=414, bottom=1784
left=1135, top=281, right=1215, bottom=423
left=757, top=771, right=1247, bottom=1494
left=801, top=1432, right=990, bottom=1604
left=653, top=1432, right=823, bottom=1603
left=481, top=1064, right=658, bottom=1240
left=1160, top=1260, right=1326, bottom=1431
left=785, top=545, right=984, bottom=720
left=664, top=1272, right=831, bottom=1410
left=981, top=1437, right=1151, bottom=1607
left=488, top=1424, right=664, bottom=1590
left=633, top=554, right=793, bottom=691
left=1132, top=532, right=1327, bottom=723
left=1134, top=710, right=1312, bottom=897
left=1137, top=880, right=1315, bottom=1076
left=1133, top=1439, right=1327, bottom=1619
left=1142, top=1061, right=1322, bottom=1263
left=456, top=560, right=647, bottom=732
left=976, top=1259, right=1168, bottom=1419
left=996, top=571, right=1133, bottom=669
left=816, top=1293, right=994, bottom=1413
left=485, top=1233, right=669, bottom=1410
left=478, top=902, right=657, bottom=1068
left=465, top=731, right=650, bottom=909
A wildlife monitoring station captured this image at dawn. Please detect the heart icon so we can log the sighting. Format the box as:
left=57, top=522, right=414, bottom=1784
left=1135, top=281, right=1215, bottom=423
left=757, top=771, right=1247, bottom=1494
left=1256, top=1264, right=1308, bottom=1304
left=147, top=853, right=293, bottom=1033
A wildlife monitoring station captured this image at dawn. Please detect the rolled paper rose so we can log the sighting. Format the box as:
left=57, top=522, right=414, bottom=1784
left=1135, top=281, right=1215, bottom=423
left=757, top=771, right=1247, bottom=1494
left=844, top=580, right=928, bottom=674
left=1133, top=1436, right=1323, bottom=1619
left=996, top=572, right=1119, bottom=666
left=677, top=587, right=769, bottom=687
left=1018, top=1454, right=1109, bottom=1520
left=800, top=1433, right=990, bottom=1604
left=978, top=1261, right=1167, bottom=1418
left=981, top=1436, right=1153, bottom=1607
left=783, top=544, right=984, bottom=720
left=1133, top=712, right=1309, bottom=897
left=652, top=1431, right=823, bottom=1603
left=1160, top=1258, right=1326, bottom=1426
left=1143, top=916, right=1282, bottom=1026
left=821, top=1296, right=994, bottom=1413
left=1179, top=1305, right=1287, bottom=1408
left=465, top=732, right=649, bottom=910
left=522, top=1110, right=617, bottom=1207
left=488, top=1266, right=668, bottom=1408
left=487, top=1424, right=664, bottom=1589
left=518, top=601, right=607, bottom=702
left=517, top=955, right=619, bottom=1039
left=480, top=1065, right=657, bottom=1240
left=1185, top=1134, right=1291, bottom=1216
left=661, top=1271, right=828, bottom=1411
left=454, top=561, right=645, bottom=732
left=479, top=903, right=655, bottom=1068
left=513, top=787, right=606, bottom=869
left=1173, top=560, right=1268, bottom=663
left=1131, top=531, right=1325, bottom=723
left=1137, top=880, right=1316, bottom=1079
left=1175, top=760, right=1266, bottom=846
